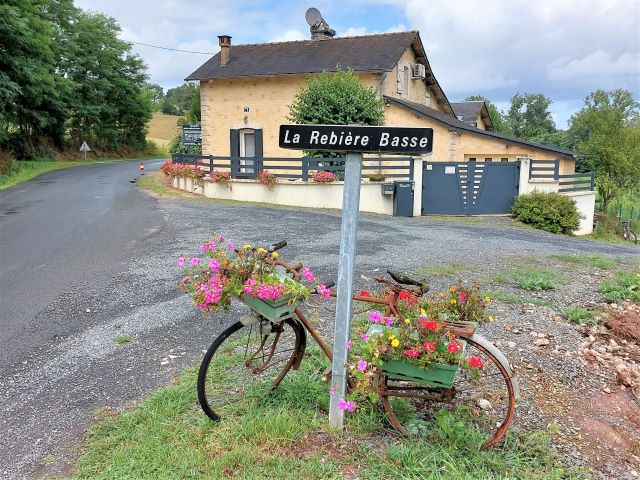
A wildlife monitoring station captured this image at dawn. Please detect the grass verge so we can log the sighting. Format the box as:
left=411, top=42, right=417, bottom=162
left=415, top=262, right=480, bottom=277
left=561, top=307, right=595, bottom=324
left=68, top=348, right=588, bottom=480
left=548, top=254, right=617, bottom=270
left=598, top=270, right=640, bottom=303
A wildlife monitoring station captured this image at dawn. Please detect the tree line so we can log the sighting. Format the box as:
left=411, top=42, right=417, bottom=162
left=1, top=0, right=153, bottom=159
left=466, top=90, right=640, bottom=210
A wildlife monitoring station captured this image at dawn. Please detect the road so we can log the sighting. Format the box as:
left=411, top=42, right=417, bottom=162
left=0, top=160, right=164, bottom=368
left=0, top=162, right=637, bottom=479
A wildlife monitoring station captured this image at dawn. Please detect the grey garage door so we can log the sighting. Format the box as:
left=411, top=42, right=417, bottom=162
left=422, top=162, right=520, bottom=215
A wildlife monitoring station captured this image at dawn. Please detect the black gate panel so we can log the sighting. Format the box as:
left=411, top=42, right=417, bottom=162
left=422, top=161, right=519, bottom=215
left=421, top=163, right=465, bottom=215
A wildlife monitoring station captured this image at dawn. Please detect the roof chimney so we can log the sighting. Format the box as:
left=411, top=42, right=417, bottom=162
left=218, top=35, right=231, bottom=65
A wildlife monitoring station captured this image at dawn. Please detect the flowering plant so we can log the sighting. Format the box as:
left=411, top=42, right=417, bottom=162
left=312, top=171, right=336, bottom=183
left=340, top=282, right=492, bottom=410
left=256, top=170, right=277, bottom=190
left=209, top=170, right=232, bottom=190
left=161, top=160, right=175, bottom=176
left=177, top=235, right=330, bottom=315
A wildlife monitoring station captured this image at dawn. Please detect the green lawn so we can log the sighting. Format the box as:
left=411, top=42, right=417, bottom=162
left=68, top=348, right=589, bottom=479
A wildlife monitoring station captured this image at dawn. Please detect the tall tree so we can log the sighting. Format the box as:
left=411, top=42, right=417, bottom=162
left=145, top=83, right=164, bottom=109
left=464, top=95, right=511, bottom=134
left=506, top=93, right=556, bottom=140
left=162, top=83, right=197, bottom=116
left=288, top=68, right=384, bottom=158
left=568, top=89, right=640, bottom=211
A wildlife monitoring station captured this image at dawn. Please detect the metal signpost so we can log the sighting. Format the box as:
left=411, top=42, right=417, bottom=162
left=279, top=124, right=433, bottom=429
left=79, top=141, right=90, bottom=160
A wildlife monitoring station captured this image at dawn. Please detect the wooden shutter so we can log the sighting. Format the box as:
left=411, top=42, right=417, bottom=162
left=230, top=129, right=239, bottom=158
left=254, top=129, right=263, bottom=172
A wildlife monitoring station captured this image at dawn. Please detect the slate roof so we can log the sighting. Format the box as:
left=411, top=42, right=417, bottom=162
left=186, top=32, right=419, bottom=80
left=386, top=96, right=577, bottom=157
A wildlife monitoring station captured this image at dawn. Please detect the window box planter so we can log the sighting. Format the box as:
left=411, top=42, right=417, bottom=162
left=381, top=358, right=459, bottom=388
left=172, top=176, right=179, bottom=189
left=185, top=177, right=194, bottom=192
left=240, top=293, right=297, bottom=323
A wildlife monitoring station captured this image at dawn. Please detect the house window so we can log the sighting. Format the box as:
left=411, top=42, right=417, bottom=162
left=240, top=130, right=255, bottom=158
left=501, top=157, right=508, bottom=163
left=485, top=157, right=492, bottom=163
left=469, top=157, right=476, bottom=162
left=396, top=62, right=410, bottom=97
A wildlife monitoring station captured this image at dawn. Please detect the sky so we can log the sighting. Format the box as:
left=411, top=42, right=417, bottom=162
left=75, top=0, right=640, bottom=128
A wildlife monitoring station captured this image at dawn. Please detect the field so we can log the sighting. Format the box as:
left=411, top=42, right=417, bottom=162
left=147, top=112, right=182, bottom=149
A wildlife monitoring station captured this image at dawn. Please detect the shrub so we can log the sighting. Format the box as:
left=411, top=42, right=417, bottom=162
left=512, top=192, right=581, bottom=234
left=312, top=171, right=336, bottom=183
left=256, top=170, right=277, bottom=190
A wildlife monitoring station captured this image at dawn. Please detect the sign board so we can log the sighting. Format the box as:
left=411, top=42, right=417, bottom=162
left=182, top=125, right=202, bottom=146
left=445, top=166, right=456, bottom=174
left=279, top=125, right=433, bottom=154
left=79, top=141, right=91, bottom=152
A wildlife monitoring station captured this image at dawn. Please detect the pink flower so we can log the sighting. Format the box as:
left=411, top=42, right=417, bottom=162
left=357, top=359, right=368, bottom=372
left=177, top=257, right=186, bottom=267
left=423, top=342, right=436, bottom=352
left=420, top=318, right=438, bottom=331
left=359, top=332, right=369, bottom=341
left=447, top=342, right=460, bottom=353
left=190, top=257, right=199, bottom=267
left=218, top=235, right=225, bottom=242
left=329, top=385, right=336, bottom=396
left=227, top=241, right=234, bottom=250
left=242, top=278, right=257, bottom=295
left=369, top=310, right=383, bottom=323
left=345, top=340, right=352, bottom=351
left=468, top=356, right=484, bottom=368
left=208, top=240, right=216, bottom=250
left=385, top=316, right=394, bottom=326
left=200, top=243, right=207, bottom=253
left=337, top=398, right=356, bottom=412
left=459, top=293, right=466, bottom=302
left=317, top=283, right=331, bottom=299
left=180, top=275, right=191, bottom=284
left=301, top=267, right=315, bottom=282
left=208, top=258, right=220, bottom=272
left=404, top=349, right=420, bottom=359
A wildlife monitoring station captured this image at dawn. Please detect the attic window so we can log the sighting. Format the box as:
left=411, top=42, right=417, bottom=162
left=396, top=62, right=410, bottom=97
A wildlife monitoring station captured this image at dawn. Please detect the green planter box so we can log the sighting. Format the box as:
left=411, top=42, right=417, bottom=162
left=382, top=358, right=459, bottom=388
left=240, top=294, right=296, bottom=323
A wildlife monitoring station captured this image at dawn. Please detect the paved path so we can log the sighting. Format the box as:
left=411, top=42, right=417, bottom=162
left=0, top=167, right=637, bottom=479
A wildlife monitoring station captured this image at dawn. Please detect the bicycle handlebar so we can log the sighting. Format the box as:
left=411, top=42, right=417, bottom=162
left=268, top=240, right=287, bottom=252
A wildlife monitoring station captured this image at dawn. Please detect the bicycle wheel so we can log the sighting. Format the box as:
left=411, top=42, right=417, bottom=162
left=197, top=317, right=304, bottom=422
left=379, top=334, right=517, bottom=448
left=625, top=228, right=638, bottom=244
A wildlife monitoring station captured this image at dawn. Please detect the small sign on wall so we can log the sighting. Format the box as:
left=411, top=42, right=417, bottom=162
left=426, top=164, right=432, bottom=170
left=243, top=106, right=250, bottom=113
left=445, top=166, right=456, bottom=174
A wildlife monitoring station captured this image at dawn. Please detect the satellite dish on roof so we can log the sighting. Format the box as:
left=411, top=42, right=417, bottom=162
left=305, top=7, right=323, bottom=26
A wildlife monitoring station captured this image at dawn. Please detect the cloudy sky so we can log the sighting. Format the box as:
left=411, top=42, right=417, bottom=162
left=75, top=0, right=639, bottom=127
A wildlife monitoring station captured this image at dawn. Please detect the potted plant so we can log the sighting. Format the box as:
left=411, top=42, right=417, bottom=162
left=312, top=171, right=336, bottom=183
left=257, top=170, right=277, bottom=190
left=346, top=282, right=492, bottom=406
left=177, top=235, right=330, bottom=320
left=209, top=170, right=232, bottom=190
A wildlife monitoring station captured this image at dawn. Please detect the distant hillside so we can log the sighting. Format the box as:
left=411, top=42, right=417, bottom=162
left=147, top=112, right=181, bottom=148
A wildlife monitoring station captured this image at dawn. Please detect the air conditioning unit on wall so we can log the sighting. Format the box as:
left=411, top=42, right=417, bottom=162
left=412, top=63, right=426, bottom=79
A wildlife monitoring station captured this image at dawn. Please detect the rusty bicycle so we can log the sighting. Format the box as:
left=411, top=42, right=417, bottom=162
left=196, top=241, right=519, bottom=448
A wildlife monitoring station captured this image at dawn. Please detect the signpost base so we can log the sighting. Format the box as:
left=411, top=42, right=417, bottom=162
left=328, top=152, right=363, bottom=429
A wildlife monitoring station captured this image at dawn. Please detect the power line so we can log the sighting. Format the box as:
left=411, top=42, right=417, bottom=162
left=124, top=40, right=215, bottom=55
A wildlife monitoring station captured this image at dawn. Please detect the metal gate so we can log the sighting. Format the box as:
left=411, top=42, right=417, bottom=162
left=422, top=161, right=520, bottom=215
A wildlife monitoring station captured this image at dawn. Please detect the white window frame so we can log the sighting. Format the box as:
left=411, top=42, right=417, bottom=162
left=239, top=129, right=256, bottom=172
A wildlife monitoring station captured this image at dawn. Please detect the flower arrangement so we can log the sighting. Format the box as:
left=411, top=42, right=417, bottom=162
left=256, top=170, right=277, bottom=190
left=312, top=171, right=336, bottom=183
left=209, top=170, right=232, bottom=190
left=339, top=282, right=492, bottom=411
left=161, top=160, right=174, bottom=176
left=161, top=161, right=206, bottom=184
left=177, top=235, right=330, bottom=315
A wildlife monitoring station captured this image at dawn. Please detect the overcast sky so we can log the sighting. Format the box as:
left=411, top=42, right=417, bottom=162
left=75, top=0, right=640, bottom=127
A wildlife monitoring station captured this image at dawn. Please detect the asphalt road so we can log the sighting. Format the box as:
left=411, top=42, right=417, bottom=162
left=0, top=160, right=164, bottom=368
left=0, top=164, right=637, bottom=479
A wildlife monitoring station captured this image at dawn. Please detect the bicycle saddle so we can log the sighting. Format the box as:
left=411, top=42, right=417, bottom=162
left=387, top=270, right=430, bottom=293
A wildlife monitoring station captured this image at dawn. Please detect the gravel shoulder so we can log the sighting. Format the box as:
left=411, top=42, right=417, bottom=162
left=1, top=182, right=638, bottom=480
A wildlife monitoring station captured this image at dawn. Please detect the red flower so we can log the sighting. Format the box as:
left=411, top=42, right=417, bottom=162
left=358, top=290, right=371, bottom=297
left=420, top=318, right=438, bottom=331
left=447, top=342, right=460, bottom=353
left=468, top=356, right=484, bottom=368
left=404, top=348, right=420, bottom=359
left=398, top=290, right=418, bottom=306
left=423, top=342, right=436, bottom=351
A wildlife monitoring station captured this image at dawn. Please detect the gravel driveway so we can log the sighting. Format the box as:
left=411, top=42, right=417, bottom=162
left=1, top=189, right=637, bottom=480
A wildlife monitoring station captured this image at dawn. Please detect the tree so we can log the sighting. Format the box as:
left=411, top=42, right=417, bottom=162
left=506, top=93, right=556, bottom=140
left=288, top=68, right=384, bottom=157
left=464, top=95, right=511, bottom=134
left=568, top=89, right=640, bottom=211
left=187, top=87, right=200, bottom=124
left=145, top=83, right=164, bottom=109
left=162, top=83, right=197, bottom=115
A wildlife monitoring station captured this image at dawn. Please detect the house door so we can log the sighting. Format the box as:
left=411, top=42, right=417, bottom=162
left=230, top=129, right=263, bottom=179
left=422, top=161, right=519, bottom=215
